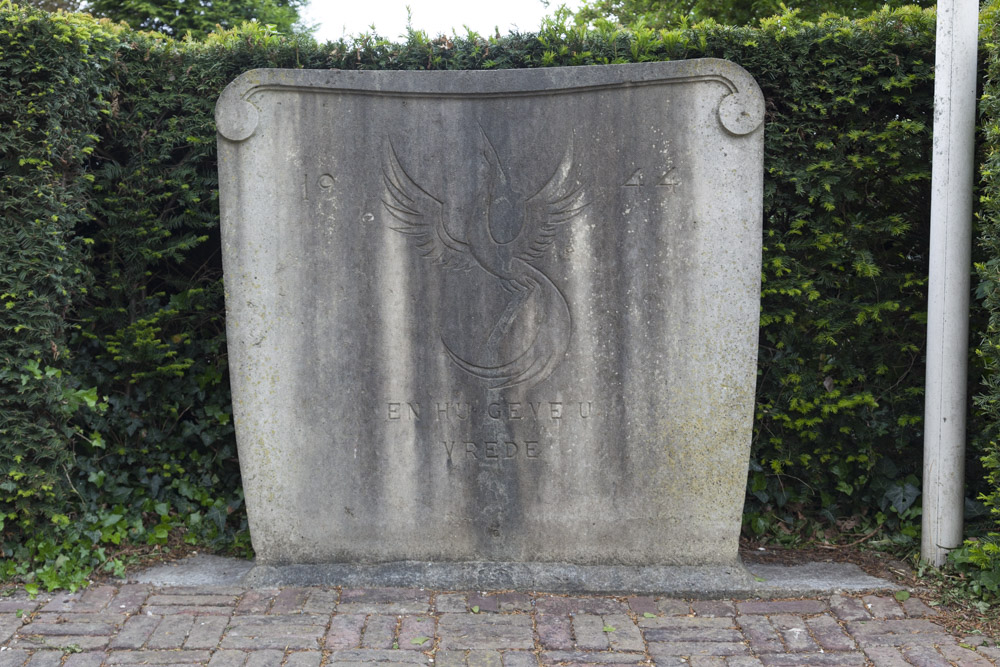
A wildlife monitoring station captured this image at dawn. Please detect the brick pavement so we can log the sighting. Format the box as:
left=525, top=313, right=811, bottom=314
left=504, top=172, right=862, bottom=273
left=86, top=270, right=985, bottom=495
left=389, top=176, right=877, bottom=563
left=0, top=585, right=996, bottom=666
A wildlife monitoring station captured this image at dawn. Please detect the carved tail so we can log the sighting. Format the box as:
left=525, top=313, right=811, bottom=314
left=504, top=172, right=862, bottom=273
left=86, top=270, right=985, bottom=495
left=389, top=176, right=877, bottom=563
left=442, top=264, right=570, bottom=390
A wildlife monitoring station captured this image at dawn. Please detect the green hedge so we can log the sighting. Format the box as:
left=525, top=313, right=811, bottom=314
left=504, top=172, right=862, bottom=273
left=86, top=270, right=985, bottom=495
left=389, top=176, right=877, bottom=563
left=954, top=3, right=1000, bottom=598
left=0, top=5, right=112, bottom=556
left=1, top=2, right=988, bottom=586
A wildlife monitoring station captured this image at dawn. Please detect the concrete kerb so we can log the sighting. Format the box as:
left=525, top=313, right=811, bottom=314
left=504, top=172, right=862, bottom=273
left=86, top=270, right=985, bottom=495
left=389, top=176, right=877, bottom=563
left=132, top=554, right=896, bottom=598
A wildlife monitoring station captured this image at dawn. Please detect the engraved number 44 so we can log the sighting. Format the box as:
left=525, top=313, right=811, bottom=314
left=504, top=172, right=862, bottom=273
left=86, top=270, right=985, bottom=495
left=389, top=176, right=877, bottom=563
left=623, top=168, right=680, bottom=190
left=303, top=172, right=335, bottom=201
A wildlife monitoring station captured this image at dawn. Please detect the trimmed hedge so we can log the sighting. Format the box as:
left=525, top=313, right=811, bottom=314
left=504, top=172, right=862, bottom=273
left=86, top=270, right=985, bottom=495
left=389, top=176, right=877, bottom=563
left=1, top=2, right=992, bottom=585
left=956, top=3, right=1000, bottom=597
left=0, top=6, right=112, bottom=548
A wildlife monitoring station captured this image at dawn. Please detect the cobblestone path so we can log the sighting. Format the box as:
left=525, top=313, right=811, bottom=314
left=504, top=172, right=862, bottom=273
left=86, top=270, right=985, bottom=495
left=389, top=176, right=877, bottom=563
left=0, top=585, right=996, bottom=666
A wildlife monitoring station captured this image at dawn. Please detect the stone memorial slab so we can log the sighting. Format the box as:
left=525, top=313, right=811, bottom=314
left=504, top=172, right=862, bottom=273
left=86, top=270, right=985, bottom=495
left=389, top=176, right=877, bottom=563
left=216, top=59, right=764, bottom=589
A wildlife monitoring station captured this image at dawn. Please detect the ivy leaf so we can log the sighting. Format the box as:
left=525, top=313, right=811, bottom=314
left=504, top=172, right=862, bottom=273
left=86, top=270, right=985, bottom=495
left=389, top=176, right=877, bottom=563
left=884, top=483, right=920, bottom=514
left=603, top=625, right=616, bottom=633
left=894, top=590, right=911, bottom=602
left=471, top=605, right=479, bottom=613
left=643, top=612, right=656, bottom=618
left=410, top=636, right=431, bottom=646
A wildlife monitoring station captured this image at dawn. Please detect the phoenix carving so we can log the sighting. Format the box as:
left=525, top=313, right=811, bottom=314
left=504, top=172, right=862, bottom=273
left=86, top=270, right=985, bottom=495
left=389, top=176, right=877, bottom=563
left=382, top=128, right=587, bottom=390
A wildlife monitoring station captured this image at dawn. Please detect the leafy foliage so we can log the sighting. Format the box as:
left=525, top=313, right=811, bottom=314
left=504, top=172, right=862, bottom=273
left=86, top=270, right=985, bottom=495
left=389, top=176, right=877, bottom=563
left=17, top=0, right=84, bottom=12
left=568, top=0, right=935, bottom=31
left=0, top=3, right=991, bottom=588
left=0, top=3, right=254, bottom=589
left=0, top=1, right=111, bottom=557
left=961, top=0, right=1000, bottom=601
left=85, top=0, right=306, bottom=38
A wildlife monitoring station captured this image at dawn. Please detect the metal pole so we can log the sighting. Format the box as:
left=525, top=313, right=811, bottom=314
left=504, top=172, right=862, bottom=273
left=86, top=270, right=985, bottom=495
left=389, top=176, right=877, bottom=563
left=922, top=0, right=978, bottom=567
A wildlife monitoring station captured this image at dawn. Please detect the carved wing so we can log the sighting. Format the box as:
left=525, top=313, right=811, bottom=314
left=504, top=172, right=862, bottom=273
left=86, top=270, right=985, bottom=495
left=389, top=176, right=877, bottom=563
left=382, top=142, right=474, bottom=271
left=514, top=150, right=587, bottom=261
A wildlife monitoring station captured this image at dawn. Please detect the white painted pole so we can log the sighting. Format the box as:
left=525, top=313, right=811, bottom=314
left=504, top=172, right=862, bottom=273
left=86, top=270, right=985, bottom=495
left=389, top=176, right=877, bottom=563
left=922, top=0, right=978, bottom=567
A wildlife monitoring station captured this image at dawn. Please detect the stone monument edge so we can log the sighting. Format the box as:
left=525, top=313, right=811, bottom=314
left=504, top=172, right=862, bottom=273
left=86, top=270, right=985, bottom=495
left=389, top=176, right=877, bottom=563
left=215, top=58, right=766, bottom=581
left=214, top=58, right=764, bottom=143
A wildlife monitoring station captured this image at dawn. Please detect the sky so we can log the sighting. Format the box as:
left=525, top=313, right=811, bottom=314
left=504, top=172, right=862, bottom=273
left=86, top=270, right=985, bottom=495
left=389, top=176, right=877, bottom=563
left=301, top=0, right=585, bottom=44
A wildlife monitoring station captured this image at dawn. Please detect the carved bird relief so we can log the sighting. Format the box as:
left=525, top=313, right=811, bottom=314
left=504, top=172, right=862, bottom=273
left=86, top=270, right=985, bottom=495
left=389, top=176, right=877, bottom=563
left=382, top=128, right=587, bottom=390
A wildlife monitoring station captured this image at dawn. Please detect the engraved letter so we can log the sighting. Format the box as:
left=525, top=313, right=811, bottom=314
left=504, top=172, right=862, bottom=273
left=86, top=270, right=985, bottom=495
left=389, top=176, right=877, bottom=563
left=529, top=402, right=542, bottom=418
left=488, top=403, right=501, bottom=419
left=443, top=441, right=456, bottom=457
left=408, top=402, right=420, bottom=420
left=550, top=402, right=563, bottom=419
left=526, top=441, right=540, bottom=458
left=579, top=401, right=592, bottom=418
left=485, top=442, right=498, bottom=458
left=505, top=441, right=518, bottom=458
left=465, top=442, right=479, bottom=459
left=388, top=402, right=401, bottom=420
left=455, top=402, right=470, bottom=420
left=509, top=403, right=522, bottom=419
left=436, top=402, right=449, bottom=421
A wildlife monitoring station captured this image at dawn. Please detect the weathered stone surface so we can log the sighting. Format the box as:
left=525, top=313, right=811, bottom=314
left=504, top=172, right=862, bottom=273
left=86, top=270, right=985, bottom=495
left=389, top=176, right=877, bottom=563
left=326, top=650, right=429, bottom=664
left=692, top=601, right=737, bottom=617
left=656, top=599, right=691, bottom=616
left=217, top=60, right=764, bottom=572
left=539, top=652, right=647, bottom=664
left=324, top=615, right=366, bottom=649
left=736, top=616, right=783, bottom=654
left=283, top=651, right=322, bottom=667
left=830, top=595, right=871, bottom=622
left=500, top=652, right=538, bottom=667
left=758, top=654, right=866, bottom=666
left=572, top=614, right=610, bottom=650
left=11, top=636, right=110, bottom=651
left=437, top=614, right=534, bottom=650
left=17, top=623, right=114, bottom=637
left=207, top=650, right=248, bottom=667
left=24, top=652, right=61, bottom=667
left=397, top=615, right=435, bottom=650
left=185, top=617, right=231, bottom=650
left=648, top=641, right=749, bottom=656
left=736, top=600, right=827, bottom=615
left=535, top=614, right=573, bottom=650
left=62, top=652, right=107, bottom=667
left=0, top=648, right=28, bottom=667
left=359, top=615, right=396, bottom=649
left=806, top=614, right=856, bottom=652
left=337, top=588, right=430, bottom=615
left=220, top=615, right=325, bottom=650
left=146, top=615, right=193, bottom=650
left=862, top=596, right=905, bottom=620
left=535, top=596, right=627, bottom=616
left=105, top=651, right=213, bottom=664
left=244, top=649, right=284, bottom=667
